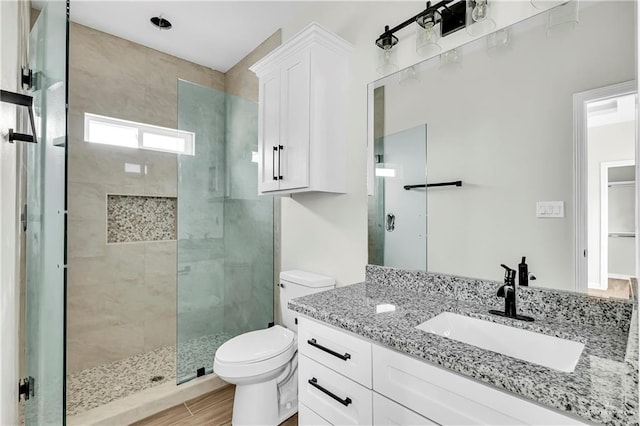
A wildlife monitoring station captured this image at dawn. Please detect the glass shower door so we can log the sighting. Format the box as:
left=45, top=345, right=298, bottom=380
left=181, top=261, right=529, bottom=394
left=24, top=1, right=68, bottom=424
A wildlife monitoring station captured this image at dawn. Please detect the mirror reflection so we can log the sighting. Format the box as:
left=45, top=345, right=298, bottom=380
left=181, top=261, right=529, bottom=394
left=368, top=0, right=636, bottom=296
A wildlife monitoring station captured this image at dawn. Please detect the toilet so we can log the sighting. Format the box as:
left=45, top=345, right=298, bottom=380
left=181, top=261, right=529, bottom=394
left=213, top=270, right=336, bottom=426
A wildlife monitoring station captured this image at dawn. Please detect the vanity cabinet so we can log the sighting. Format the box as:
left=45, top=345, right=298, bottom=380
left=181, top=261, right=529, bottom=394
left=250, top=23, right=351, bottom=195
left=297, top=317, right=587, bottom=426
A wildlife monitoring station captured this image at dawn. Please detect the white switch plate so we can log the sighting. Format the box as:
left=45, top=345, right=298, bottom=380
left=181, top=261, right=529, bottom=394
left=536, top=201, right=564, bottom=218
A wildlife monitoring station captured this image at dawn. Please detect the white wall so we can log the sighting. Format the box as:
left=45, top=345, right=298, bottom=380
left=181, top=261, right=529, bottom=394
left=379, top=2, right=634, bottom=290
left=0, top=0, right=20, bottom=424
left=278, top=1, right=590, bottom=287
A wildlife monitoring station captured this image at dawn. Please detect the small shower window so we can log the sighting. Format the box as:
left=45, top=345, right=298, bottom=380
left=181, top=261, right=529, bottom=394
left=84, top=113, right=195, bottom=155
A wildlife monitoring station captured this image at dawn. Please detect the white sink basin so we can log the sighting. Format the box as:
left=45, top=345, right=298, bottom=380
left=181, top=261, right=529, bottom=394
left=416, top=312, right=585, bottom=372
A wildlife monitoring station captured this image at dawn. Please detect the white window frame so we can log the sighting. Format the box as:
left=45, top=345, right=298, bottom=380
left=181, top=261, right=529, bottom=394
left=84, top=112, right=195, bottom=155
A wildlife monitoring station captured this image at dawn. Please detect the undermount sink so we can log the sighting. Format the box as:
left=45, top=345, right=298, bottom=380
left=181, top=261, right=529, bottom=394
left=416, top=312, right=585, bottom=372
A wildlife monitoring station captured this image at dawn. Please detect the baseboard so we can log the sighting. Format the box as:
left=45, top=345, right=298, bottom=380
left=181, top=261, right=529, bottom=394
left=608, top=274, right=635, bottom=280
left=66, top=374, right=227, bottom=426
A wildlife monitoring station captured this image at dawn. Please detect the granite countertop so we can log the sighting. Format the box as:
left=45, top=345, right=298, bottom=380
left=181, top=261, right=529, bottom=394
left=289, top=280, right=638, bottom=426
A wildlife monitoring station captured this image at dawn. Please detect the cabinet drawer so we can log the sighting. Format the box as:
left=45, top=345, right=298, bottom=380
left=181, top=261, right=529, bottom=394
left=373, top=345, right=586, bottom=425
left=299, top=402, right=333, bottom=426
left=373, top=392, right=438, bottom=425
left=299, top=354, right=372, bottom=426
left=298, top=317, right=372, bottom=387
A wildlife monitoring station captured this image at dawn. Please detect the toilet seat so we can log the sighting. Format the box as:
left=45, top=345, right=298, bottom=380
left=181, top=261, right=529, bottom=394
left=214, top=326, right=296, bottom=379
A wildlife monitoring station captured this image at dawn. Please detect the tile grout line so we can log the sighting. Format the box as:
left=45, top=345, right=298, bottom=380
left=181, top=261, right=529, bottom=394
left=184, top=402, right=194, bottom=416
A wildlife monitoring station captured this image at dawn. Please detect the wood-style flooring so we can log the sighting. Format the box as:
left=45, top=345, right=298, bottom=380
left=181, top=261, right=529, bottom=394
left=588, top=277, right=636, bottom=300
left=131, top=385, right=298, bottom=426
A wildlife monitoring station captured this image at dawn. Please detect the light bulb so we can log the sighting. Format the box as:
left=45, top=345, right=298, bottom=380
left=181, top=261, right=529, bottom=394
left=423, top=23, right=437, bottom=42
left=472, top=0, right=488, bottom=21
left=416, top=16, right=441, bottom=57
left=466, top=0, right=495, bottom=36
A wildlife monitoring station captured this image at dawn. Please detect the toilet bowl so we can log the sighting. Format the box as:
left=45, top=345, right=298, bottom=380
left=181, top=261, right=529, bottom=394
left=213, top=270, right=335, bottom=426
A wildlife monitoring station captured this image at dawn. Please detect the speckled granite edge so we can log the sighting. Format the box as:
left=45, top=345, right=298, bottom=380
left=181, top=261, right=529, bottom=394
left=366, top=265, right=634, bottom=332
left=289, top=282, right=639, bottom=426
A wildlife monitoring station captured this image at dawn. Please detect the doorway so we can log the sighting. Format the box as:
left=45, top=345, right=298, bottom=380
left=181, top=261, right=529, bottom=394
left=575, top=81, right=637, bottom=299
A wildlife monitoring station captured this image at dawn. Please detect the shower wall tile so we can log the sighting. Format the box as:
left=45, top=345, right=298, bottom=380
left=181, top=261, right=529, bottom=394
left=225, top=95, right=259, bottom=200
left=225, top=29, right=281, bottom=102
left=67, top=141, right=146, bottom=191
left=144, top=241, right=177, bottom=323
left=67, top=181, right=105, bottom=223
left=143, top=316, right=176, bottom=353
left=107, top=195, right=177, bottom=243
left=67, top=322, right=146, bottom=373
left=143, top=150, right=178, bottom=198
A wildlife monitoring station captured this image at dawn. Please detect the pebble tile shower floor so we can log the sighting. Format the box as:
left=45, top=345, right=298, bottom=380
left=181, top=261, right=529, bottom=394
left=66, top=333, right=231, bottom=416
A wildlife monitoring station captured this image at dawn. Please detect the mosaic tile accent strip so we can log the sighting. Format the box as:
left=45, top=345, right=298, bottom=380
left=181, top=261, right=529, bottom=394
left=66, top=332, right=230, bottom=417
left=365, top=265, right=634, bottom=332
left=289, top=266, right=638, bottom=426
left=107, top=195, right=177, bottom=243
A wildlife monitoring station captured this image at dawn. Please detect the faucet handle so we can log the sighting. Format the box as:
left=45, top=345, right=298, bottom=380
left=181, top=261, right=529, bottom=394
left=500, top=264, right=516, bottom=286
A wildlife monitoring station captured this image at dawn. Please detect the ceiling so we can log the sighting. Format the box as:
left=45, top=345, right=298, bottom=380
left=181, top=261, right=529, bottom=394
left=33, top=1, right=312, bottom=72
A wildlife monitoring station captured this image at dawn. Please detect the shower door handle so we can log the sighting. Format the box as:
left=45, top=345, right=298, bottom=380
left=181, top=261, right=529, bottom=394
left=386, top=214, right=395, bottom=232
left=278, top=145, right=283, bottom=180
left=272, top=146, right=278, bottom=181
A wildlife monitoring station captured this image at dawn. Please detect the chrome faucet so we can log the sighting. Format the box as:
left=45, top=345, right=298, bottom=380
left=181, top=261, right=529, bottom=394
left=489, top=264, right=534, bottom=322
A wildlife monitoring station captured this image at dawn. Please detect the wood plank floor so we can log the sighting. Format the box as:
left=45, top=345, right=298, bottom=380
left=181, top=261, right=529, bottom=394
left=131, top=385, right=298, bottom=426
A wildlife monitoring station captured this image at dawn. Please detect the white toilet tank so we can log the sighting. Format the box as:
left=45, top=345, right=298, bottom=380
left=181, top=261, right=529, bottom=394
left=279, top=270, right=335, bottom=331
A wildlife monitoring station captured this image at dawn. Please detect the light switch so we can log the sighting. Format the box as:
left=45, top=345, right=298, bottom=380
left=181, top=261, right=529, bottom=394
left=536, top=201, right=564, bottom=218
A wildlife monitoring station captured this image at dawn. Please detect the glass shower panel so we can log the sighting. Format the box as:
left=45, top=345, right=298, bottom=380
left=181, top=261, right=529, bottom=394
left=176, top=81, right=273, bottom=384
left=368, top=125, right=427, bottom=270
left=25, top=1, right=68, bottom=424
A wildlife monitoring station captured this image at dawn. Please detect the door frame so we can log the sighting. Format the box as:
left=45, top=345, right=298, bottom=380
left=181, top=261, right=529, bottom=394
left=573, top=80, right=637, bottom=293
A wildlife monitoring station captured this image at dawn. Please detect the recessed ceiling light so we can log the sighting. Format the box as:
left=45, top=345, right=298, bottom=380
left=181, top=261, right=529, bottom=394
left=150, top=16, right=172, bottom=30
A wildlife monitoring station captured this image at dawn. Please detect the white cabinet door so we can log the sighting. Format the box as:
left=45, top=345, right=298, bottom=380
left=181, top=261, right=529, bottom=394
left=278, top=49, right=310, bottom=191
left=298, top=317, right=372, bottom=388
left=299, top=402, right=333, bottom=426
left=299, top=355, right=373, bottom=426
left=258, top=68, right=281, bottom=193
left=373, top=393, right=438, bottom=425
left=373, top=345, right=587, bottom=426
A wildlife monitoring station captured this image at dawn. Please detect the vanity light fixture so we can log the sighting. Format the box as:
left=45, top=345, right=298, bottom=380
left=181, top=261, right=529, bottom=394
left=466, top=0, right=496, bottom=36
left=375, top=0, right=466, bottom=74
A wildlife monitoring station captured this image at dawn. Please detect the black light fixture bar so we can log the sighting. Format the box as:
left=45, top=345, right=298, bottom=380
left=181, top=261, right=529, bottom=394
left=404, top=180, right=463, bottom=190
left=1, top=89, right=38, bottom=144
left=375, top=0, right=465, bottom=49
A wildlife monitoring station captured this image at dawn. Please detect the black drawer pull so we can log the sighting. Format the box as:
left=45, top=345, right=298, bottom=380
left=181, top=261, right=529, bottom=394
left=307, top=338, right=351, bottom=361
left=272, top=146, right=278, bottom=181
left=308, top=377, right=352, bottom=407
left=278, top=145, right=283, bottom=180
